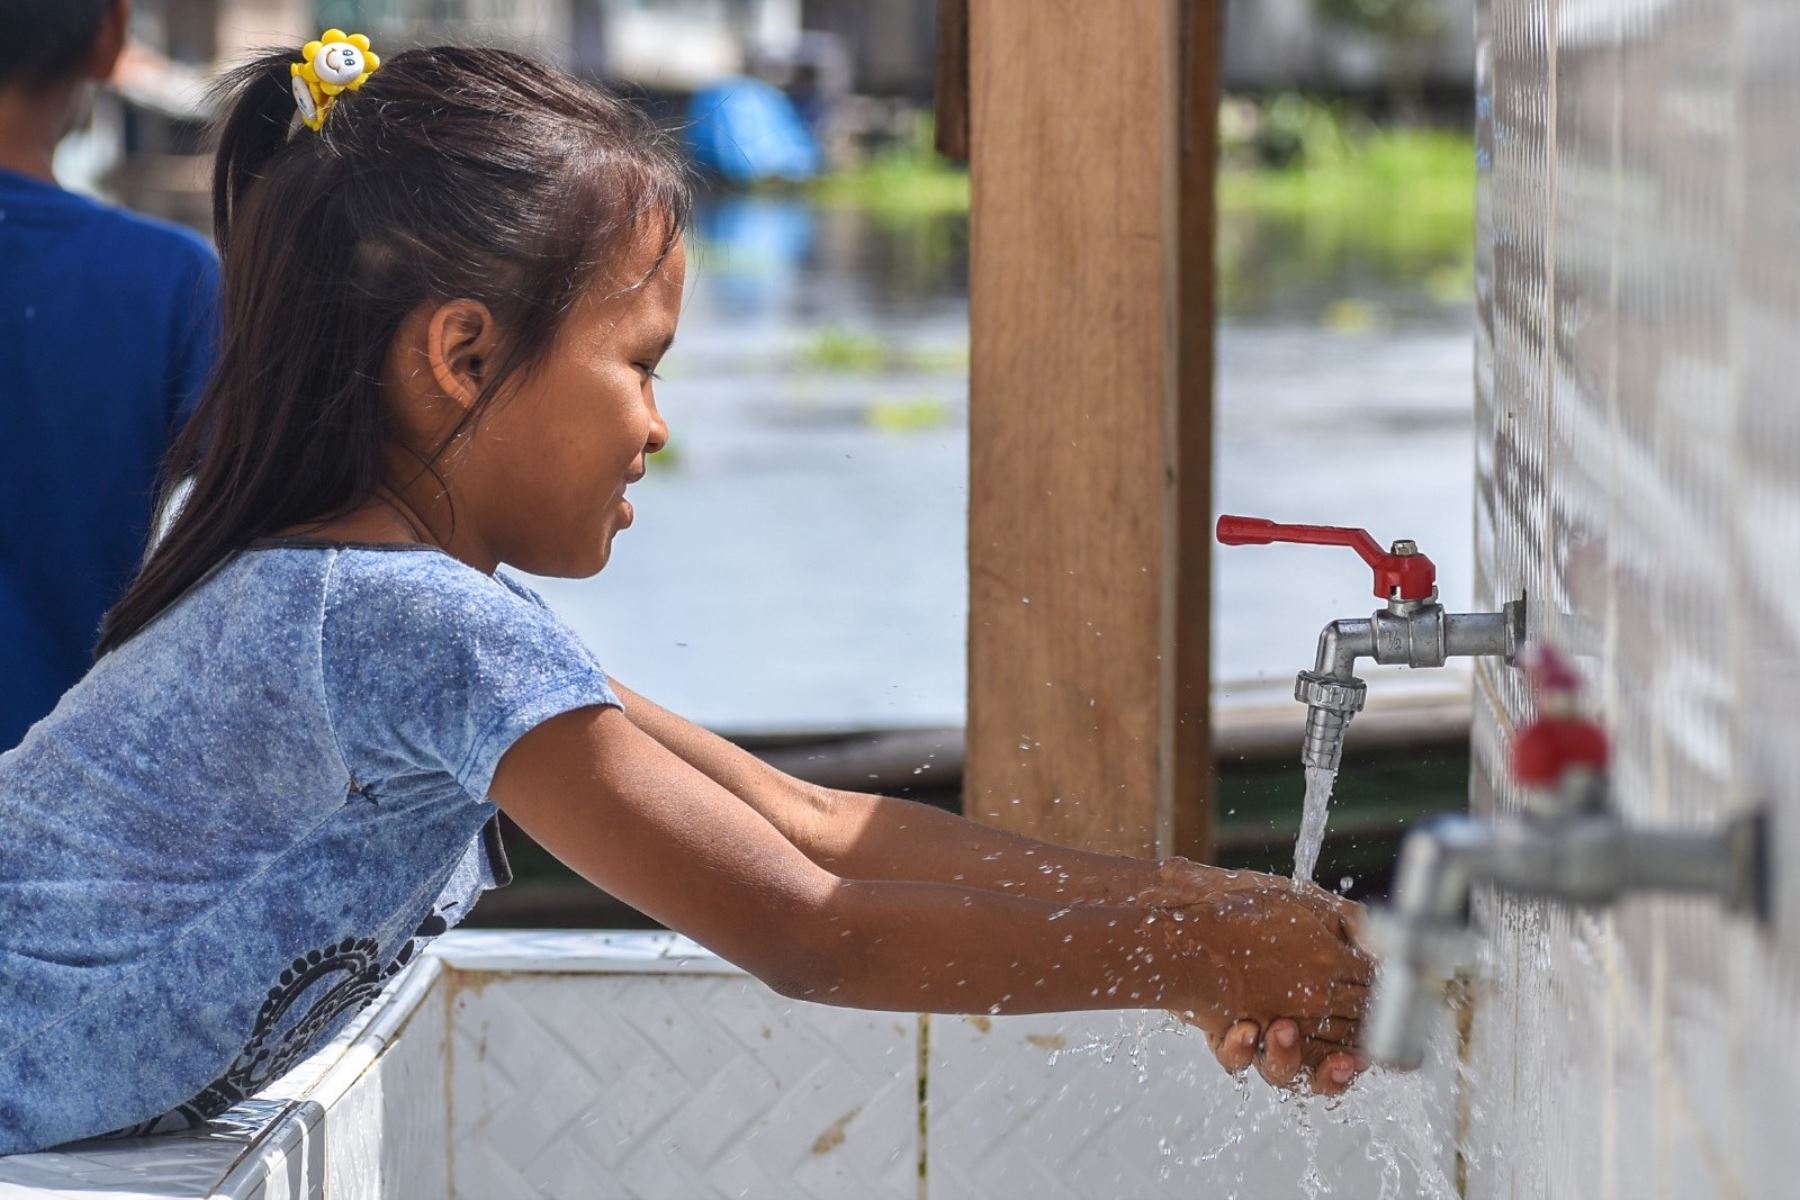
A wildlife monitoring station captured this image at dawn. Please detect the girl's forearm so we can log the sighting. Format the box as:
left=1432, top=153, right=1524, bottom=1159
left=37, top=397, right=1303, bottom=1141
left=786, top=878, right=1204, bottom=1017
left=809, top=789, right=1162, bottom=905
left=603, top=678, right=1162, bottom=905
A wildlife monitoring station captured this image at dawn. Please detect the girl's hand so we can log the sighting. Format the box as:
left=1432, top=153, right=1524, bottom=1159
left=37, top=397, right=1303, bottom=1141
left=1165, top=870, right=1374, bottom=1095
left=1133, top=857, right=1359, bottom=930
left=1128, top=856, right=1235, bottom=908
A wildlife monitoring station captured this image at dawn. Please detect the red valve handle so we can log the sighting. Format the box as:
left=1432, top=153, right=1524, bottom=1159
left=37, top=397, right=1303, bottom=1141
left=1512, top=645, right=1609, bottom=786
left=1215, top=515, right=1438, bottom=601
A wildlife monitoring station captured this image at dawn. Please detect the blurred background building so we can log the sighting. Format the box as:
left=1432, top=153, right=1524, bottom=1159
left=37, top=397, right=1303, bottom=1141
left=85, top=0, right=1478, bottom=210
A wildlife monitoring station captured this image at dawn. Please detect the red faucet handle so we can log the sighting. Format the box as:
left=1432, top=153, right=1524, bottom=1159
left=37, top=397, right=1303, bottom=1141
left=1513, top=716, right=1611, bottom=787
left=1214, top=515, right=1438, bottom=601
left=1511, top=643, right=1608, bottom=787
left=1520, top=643, right=1583, bottom=698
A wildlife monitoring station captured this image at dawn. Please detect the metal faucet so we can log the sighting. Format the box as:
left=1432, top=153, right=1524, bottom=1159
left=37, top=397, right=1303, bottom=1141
left=1216, top=516, right=1528, bottom=771
left=1362, top=646, right=1770, bottom=1068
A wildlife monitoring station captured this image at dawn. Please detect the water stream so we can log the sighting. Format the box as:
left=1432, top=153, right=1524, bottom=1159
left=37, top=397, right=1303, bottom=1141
left=1292, top=764, right=1339, bottom=883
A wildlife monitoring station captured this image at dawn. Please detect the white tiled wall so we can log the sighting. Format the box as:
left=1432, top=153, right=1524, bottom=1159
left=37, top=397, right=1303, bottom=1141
left=435, top=934, right=1461, bottom=1199
left=444, top=971, right=921, bottom=1199
left=1472, top=1, right=1800, bottom=1195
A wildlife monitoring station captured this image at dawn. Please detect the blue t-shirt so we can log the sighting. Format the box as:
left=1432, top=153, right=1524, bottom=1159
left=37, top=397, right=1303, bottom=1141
left=0, top=542, right=621, bottom=1154
left=0, top=168, right=220, bottom=752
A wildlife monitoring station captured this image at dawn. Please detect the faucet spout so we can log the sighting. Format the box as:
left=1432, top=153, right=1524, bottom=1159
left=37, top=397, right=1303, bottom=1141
left=1361, top=816, right=1486, bottom=1067
left=1314, top=618, right=1375, bottom=680
left=1364, top=808, right=1768, bottom=1068
left=1363, top=653, right=1770, bottom=1070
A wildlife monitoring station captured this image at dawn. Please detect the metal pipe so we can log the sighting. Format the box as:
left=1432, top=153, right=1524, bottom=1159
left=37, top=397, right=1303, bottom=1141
left=1443, top=610, right=1516, bottom=660
left=1364, top=806, right=1769, bottom=1068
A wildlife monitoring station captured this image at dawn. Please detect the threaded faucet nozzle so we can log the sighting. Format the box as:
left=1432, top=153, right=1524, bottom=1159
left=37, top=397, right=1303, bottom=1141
left=1294, top=670, right=1367, bottom=773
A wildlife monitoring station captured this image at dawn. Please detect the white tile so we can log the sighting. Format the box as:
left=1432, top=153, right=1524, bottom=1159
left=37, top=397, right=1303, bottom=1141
left=445, top=972, right=918, bottom=1200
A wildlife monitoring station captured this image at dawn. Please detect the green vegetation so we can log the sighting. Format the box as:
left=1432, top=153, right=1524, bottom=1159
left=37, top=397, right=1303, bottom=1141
left=808, top=115, right=970, bottom=220
left=1218, top=97, right=1472, bottom=241
left=795, top=327, right=888, bottom=372
left=1215, top=94, right=1475, bottom=314
left=864, top=396, right=954, bottom=433
left=801, top=96, right=1475, bottom=318
left=807, top=97, right=1472, bottom=245
left=794, top=327, right=967, bottom=376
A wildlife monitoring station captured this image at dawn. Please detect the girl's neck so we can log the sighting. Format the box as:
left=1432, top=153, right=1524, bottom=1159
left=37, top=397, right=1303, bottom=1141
left=275, top=486, right=497, bottom=574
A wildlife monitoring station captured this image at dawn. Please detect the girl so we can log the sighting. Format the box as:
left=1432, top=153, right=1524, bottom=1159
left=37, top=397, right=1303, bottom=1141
left=0, top=40, right=1371, bottom=1155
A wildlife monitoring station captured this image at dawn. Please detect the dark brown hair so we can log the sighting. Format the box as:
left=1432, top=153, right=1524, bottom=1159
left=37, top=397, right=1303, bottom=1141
left=0, top=0, right=111, bottom=90
left=97, top=46, right=691, bottom=654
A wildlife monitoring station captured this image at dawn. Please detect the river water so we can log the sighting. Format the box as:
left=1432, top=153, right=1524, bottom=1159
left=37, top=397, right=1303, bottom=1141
left=525, top=194, right=1475, bottom=735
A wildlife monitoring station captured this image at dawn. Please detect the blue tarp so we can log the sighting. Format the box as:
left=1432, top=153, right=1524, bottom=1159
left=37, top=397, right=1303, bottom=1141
left=685, top=77, right=822, bottom=183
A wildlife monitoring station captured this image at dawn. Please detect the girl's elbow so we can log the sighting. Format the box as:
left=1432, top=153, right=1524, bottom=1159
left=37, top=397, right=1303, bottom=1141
left=754, top=936, right=854, bottom=1004
left=749, top=886, right=868, bottom=1004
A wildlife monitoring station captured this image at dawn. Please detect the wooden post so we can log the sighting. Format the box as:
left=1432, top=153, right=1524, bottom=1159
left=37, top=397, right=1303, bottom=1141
left=964, top=0, right=1218, bottom=860
left=934, top=0, right=970, bottom=162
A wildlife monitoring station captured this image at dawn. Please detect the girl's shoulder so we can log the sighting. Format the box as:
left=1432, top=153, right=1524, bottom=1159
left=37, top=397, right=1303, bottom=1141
left=272, top=541, right=616, bottom=798
left=289, top=540, right=551, bottom=632
left=244, top=538, right=526, bottom=607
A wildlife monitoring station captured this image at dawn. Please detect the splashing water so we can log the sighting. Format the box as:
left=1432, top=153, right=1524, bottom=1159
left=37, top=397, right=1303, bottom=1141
left=1040, top=1012, right=1470, bottom=1198
left=1292, top=764, right=1338, bottom=883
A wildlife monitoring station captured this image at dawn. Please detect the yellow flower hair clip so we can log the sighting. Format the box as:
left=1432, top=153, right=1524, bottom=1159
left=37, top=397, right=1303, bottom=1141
left=290, top=30, right=381, bottom=131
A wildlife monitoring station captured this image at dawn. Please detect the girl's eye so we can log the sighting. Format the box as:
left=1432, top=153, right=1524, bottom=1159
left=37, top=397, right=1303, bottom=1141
left=636, top=364, right=663, bottom=382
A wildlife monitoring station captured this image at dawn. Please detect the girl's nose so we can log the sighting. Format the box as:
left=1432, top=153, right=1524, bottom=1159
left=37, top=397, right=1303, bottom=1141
left=645, top=407, right=670, bottom=456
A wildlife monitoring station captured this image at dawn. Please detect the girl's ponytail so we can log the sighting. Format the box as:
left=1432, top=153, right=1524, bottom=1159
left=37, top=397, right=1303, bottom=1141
left=209, top=52, right=303, bottom=246
left=97, top=45, right=691, bottom=655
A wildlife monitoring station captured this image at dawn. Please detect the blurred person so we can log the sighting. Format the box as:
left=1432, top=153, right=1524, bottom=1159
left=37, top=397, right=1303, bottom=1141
left=0, top=36, right=1370, bottom=1154
left=0, top=0, right=220, bottom=750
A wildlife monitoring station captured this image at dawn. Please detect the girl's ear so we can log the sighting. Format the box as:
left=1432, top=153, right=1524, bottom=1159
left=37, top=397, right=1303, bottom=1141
left=425, top=299, right=502, bottom=412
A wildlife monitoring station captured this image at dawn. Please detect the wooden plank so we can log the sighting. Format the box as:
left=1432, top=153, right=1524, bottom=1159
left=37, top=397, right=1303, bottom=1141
left=934, top=0, right=970, bottom=162
left=965, top=0, right=1217, bottom=859
left=1171, top=0, right=1220, bottom=862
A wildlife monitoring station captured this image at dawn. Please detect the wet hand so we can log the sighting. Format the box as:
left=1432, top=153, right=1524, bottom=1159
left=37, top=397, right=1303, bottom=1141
left=1163, top=869, right=1374, bottom=1094
left=1136, top=857, right=1360, bottom=930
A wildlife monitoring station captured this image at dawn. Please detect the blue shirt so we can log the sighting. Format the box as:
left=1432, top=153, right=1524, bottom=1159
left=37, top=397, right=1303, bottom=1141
left=0, top=543, right=622, bottom=1154
left=0, top=168, right=220, bottom=752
